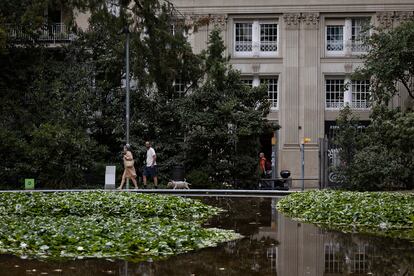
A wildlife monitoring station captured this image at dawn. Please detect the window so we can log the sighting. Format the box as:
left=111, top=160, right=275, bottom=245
left=326, top=17, right=371, bottom=56
left=261, top=77, right=278, bottom=109
left=351, top=245, right=368, bottom=274
left=260, top=24, right=278, bottom=52
left=241, top=78, right=253, bottom=87
left=106, top=0, right=120, bottom=17
left=174, top=79, right=187, bottom=97
left=325, top=78, right=370, bottom=109
left=325, top=79, right=345, bottom=109
left=324, top=242, right=344, bottom=274
left=234, top=20, right=278, bottom=57
left=235, top=23, right=252, bottom=52
left=326, top=25, right=344, bottom=52
left=351, top=18, right=370, bottom=52
left=170, top=24, right=176, bottom=35
left=351, top=80, right=370, bottom=109
left=170, top=20, right=185, bottom=36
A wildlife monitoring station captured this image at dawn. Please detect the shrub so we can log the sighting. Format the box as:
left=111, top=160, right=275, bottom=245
left=277, top=190, right=414, bottom=240
left=186, top=170, right=212, bottom=188
left=345, top=145, right=408, bottom=191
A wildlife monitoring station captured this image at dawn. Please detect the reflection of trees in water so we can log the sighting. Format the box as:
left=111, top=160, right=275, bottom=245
left=0, top=255, right=126, bottom=275
left=146, top=236, right=279, bottom=276
left=1, top=197, right=412, bottom=275
left=323, top=230, right=414, bottom=275
left=201, top=197, right=272, bottom=235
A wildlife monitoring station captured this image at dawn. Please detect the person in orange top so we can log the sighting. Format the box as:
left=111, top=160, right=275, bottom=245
left=259, top=152, right=266, bottom=178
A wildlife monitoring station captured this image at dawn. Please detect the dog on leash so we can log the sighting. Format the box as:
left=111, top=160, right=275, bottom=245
left=167, top=180, right=191, bottom=189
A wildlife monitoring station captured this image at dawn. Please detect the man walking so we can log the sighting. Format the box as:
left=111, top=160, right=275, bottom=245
left=143, top=141, right=158, bottom=188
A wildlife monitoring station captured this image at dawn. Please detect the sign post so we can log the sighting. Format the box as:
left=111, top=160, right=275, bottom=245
left=105, top=166, right=116, bottom=189
left=24, top=179, right=35, bottom=190
left=301, top=138, right=311, bottom=191
left=271, top=132, right=277, bottom=179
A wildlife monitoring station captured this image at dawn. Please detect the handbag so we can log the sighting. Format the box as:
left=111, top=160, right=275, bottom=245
left=124, top=159, right=134, bottom=168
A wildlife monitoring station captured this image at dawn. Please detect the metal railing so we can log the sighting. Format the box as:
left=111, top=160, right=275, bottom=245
left=326, top=40, right=344, bottom=51
left=235, top=41, right=253, bottom=52
left=7, top=23, right=74, bottom=43
left=351, top=101, right=370, bottom=109
left=260, top=41, right=277, bottom=52
left=350, top=40, right=369, bottom=53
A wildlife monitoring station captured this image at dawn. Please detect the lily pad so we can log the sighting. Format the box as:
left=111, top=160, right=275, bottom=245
left=0, top=192, right=242, bottom=261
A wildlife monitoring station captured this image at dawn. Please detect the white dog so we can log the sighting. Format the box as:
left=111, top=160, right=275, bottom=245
left=167, top=180, right=191, bottom=189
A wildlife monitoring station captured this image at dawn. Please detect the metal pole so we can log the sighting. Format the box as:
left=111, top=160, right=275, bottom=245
left=271, top=130, right=277, bottom=179
left=125, top=28, right=130, bottom=190
left=301, top=143, right=305, bottom=191
left=126, top=29, right=130, bottom=145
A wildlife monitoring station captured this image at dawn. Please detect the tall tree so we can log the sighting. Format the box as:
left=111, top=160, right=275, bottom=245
left=0, top=0, right=204, bottom=186
left=355, top=19, right=414, bottom=105
left=126, top=0, right=204, bottom=176
left=334, top=19, right=414, bottom=191
left=182, top=28, right=270, bottom=187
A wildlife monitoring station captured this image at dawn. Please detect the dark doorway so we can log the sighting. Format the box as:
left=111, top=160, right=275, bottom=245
left=47, top=6, right=62, bottom=24
left=259, top=132, right=273, bottom=162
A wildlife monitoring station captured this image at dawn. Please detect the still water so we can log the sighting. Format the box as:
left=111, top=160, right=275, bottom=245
left=0, top=197, right=413, bottom=276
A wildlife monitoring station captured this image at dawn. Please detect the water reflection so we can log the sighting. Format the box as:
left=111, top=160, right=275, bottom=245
left=0, top=197, right=413, bottom=275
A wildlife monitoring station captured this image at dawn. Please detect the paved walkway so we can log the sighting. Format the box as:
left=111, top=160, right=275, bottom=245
left=0, top=189, right=299, bottom=197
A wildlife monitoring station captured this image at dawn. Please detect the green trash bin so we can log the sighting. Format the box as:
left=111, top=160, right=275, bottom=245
left=25, top=179, right=35, bottom=190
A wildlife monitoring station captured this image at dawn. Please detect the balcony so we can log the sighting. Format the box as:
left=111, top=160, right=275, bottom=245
left=351, top=101, right=370, bottom=109
left=235, top=41, right=253, bottom=52
left=326, top=40, right=369, bottom=55
left=7, top=23, right=75, bottom=44
left=326, top=101, right=345, bottom=109
left=350, top=40, right=369, bottom=53
left=260, top=41, right=277, bottom=52
left=326, top=40, right=344, bottom=52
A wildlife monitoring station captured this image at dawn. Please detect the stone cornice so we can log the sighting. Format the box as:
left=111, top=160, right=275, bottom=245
left=376, top=11, right=394, bottom=28
left=175, top=5, right=414, bottom=15
left=283, top=13, right=320, bottom=30
left=283, top=13, right=301, bottom=30
left=210, top=14, right=227, bottom=27
left=301, top=12, right=320, bottom=29
left=376, top=11, right=414, bottom=28
left=186, top=14, right=227, bottom=29
left=394, top=11, right=414, bottom=22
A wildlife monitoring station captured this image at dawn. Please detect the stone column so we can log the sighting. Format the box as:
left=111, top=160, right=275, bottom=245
left=344, top=18, right=352, bottom=57
left=280, top=13, right=301, bottom=180
left=344, top=64, right=353, bottom=106
left=300, top=12, right=320, bottom=188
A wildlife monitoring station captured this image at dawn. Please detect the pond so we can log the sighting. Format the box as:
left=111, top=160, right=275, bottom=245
left=0, top=196, right=413, bottom=275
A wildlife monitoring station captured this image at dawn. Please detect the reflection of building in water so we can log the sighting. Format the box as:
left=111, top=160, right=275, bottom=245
left=324, top=242, right=371, bottom=275
left=251, top=199, right=279, bottom=273
left=324, top=242, right=343, bottom=274
left=276, top=211, right=373, bottom=276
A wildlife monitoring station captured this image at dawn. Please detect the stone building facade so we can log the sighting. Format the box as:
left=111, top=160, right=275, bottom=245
left=168, top=0, right=414, bottom=188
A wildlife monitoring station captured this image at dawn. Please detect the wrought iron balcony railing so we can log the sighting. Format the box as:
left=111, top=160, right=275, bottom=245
left=7, top=23, right=75, bottom=43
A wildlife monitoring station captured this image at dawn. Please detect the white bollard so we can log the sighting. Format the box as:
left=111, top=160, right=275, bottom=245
left=105, top=166, right=116, bottom=189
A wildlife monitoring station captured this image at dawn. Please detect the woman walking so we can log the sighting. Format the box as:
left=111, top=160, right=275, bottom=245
left=118, top=144, right=139, bottom=189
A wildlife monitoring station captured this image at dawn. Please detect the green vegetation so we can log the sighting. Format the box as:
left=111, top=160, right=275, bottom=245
left=0, top=192, right=242, bottom=261
left=355, top=19, right=414, bottom=104
left=334, top=19, right=414, bottom=191
left=277, top=191, right=414, bottom=240
left=335, top=106, right=414, bottom=191
left=182, top=28, right=271, bottom=188
left=0, top=1, right=270, bottom=188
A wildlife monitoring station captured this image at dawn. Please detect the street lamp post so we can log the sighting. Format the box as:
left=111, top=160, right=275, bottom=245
left=300, top=137, right=311, bottom=191
left=124, top=26, right=130, bottom=146
left=123, top=26, right=130, bottom=189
